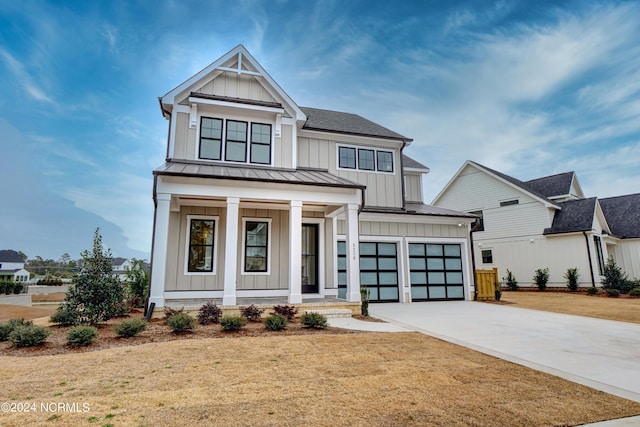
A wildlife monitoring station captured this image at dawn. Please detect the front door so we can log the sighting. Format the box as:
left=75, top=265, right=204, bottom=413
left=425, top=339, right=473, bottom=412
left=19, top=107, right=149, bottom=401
left=301, top=224, right=319, bottom=294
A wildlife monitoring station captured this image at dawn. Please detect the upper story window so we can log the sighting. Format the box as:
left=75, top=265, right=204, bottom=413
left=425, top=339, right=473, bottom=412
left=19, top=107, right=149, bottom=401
left=199, top=117, right=272, bottom=165
left=337, top=145, right=394, bottom=173
left=499, top=199, right=519, bottom=207
left=469, top=210, right=484, bottom=231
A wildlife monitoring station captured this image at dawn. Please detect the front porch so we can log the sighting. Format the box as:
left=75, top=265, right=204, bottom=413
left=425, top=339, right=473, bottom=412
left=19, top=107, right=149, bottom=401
left=150, top=296, right=361, bottom=319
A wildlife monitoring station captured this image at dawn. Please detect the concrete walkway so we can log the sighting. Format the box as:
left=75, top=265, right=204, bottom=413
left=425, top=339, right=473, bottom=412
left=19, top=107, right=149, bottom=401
left=369, top=301, right=640, bottom=404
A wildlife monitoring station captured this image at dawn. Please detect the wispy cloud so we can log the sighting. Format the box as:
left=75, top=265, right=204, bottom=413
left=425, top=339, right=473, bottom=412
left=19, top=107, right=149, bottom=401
left=0, top=48, right=56, bottom=105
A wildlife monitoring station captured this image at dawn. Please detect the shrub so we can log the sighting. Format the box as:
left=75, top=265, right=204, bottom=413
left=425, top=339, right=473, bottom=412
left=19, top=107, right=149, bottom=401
left=167, top=313, right=196, bottom=333
left=163, top=306, right=184, bottom=322
left=9, top=324, right=50, bottom=347
left=565, top=268, right=580, bottom=292
left=114, top=318, right=147, bottom=338
left=197, top=302, right=222, bottom=325
left=4, top=281, right=14, bottom=295
left=0, top=319, right=33, bottom=341
left=629, top=287, right=640, bottom=297
left=504, top=269, right=518, bottom=291
left=13, top=282, right=23, bottom=294
left=220, top=315, right=247, bottom=332
left=587, top=287, right=599, bottom=295
left=240, top=304, right=265, bottom=322
left=67, top=326, right=98, bottom=346
left=494, top=284, right=502, bottom=301
left=602, top=257, right=634, bottom=294
left=59, top=228, right=126, bottom=325
left=124, top=259, right=149, bottom=307
left=264, top=314, right=287, bottom=331
left=606, top=289, right=620, bottom=297
left=50, top=306, right=78, bottom=326
left=533, top=268, right=549, bottom=291
left=272, top=305, right=298, bottom=321
left=301, top=312, right=328, bottom=329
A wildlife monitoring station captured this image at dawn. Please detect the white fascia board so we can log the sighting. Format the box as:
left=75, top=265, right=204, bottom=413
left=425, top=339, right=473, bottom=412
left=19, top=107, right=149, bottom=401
left=187, top=96, right=285, bottom=114
left=359, top=211, right=474, bottom=226
left=157, top=176, right=361, bottom=206
left=403, top=167, right=430, bottom=174
left=298, top=129, right=406, bottom=148
left=593, top=200, right=612, bottom=235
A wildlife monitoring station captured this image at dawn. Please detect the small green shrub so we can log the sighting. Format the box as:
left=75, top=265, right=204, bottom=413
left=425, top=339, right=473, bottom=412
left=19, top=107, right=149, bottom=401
left=587, top=287, right=598, bottom=295
left=50, top=306, right=78, bottom=326
left=606, top=289, right=620, bottom=297
left=504, top=269, right=518, bottom=291
left=565, top=268, right=580, bottom=292
left=167, top=313, right=196, bottom=333
left=220, top=315, right=247, bottom=332
left=114, top=318, right=147, bottom=338
left=9, top=324, right=50, bottom=347
left=0, top=319, right=33, bottom=341
left=272, top=305, right=298, bottom=321
left=163, top=306, right=185, bottom=322
left=602, top=257, right=634, bottom=294
left=197, top=302, right=222, bottom=325
left=240, top=304, right=265, bottom=322
left=0, top=281, right=5, bottom=294
left=533, top=268, right=550, bottom=291
left=4, top=281, right=14, bottom=295
left=264, top=314, right=287, bottom=331
left=301, top=312, right=328, bottom=329
left=67, top=326, right=98, bottom=346
left=629, top=287, right=640, bottom=297
left=12, top=282, right=23, bottom=294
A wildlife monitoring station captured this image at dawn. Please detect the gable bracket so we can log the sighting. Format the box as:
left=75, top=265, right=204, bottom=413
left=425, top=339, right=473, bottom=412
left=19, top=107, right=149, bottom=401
left=217, top=51, right=262, bottom=76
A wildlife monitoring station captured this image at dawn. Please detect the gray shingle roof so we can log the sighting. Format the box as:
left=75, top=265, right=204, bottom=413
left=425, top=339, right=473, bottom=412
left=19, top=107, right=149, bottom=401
left=525, top=172, right=575, bottom=198
left=300, top=107, right=412, bottom=142
left=600, top=193, right=640, bottom=238
left=155, top=160, right=365, bottom=189
left=0, top=250, right=24, bottom=263
left=403, top=155, right=429, bottom=171
left=543, top=198, right=597, bottom=235
left=112, top=257, right=128, bottom=267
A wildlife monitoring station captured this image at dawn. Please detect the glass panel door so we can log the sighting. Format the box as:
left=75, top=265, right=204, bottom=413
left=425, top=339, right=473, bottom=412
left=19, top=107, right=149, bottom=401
left=301, top=224, right=319, bottom=293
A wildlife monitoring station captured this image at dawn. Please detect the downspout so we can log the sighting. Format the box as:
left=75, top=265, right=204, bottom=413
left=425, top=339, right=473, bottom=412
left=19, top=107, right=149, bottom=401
left=469, top=221, right=481, bottom=300
left=583, top=231, right=596, bottom=287
left=358, top=187, right=366, bottom=214
left=145, top=174, right=159, bottom=317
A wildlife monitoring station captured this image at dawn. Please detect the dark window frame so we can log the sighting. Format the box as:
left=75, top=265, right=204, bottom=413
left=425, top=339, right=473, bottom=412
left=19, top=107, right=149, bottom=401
left=249, top=122, right=272, bottom=165
left=338, top=146, right=357, bottom=169
left=187, top=218, right=216, bottom=273
left=357, top=148, right=375, bottom=171
left=594, top=235, right=605, bottom=275
left=199, top=117, right=223, bottom=160
left=469, top=210, right=485, bottom=231
left=481, top=249, right=493, bottom=264
left=224, top=119, right=248, bottom=162
left=376, top=150, right=394, bottom=173
left=244, top=220, right=269, bottom=273
left=500, top=199, right=519, bottom=207
left=408, top=243, right=464, bottom=301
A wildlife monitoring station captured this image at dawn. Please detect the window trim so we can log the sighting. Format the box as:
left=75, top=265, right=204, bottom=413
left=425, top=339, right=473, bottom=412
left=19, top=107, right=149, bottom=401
left=249, top=122, right=272, bottom=165
left=499, top=199, right=519, bottom=207
left=338, top=146, right=357, bottom=169
left=336, top=144, right=395, bottom=174
left=241, top=218, right=272, bottom=275
left=224, top=119, right=249, bottom=162
left=376, top=150, right=394, bottom=173
left=197, top=116, right=273, bottom=165
left=184, top=215, right=219, bottom=275
left=357, top=148, right=375, bottom=171
left=199, top=117, right=223, bottom=160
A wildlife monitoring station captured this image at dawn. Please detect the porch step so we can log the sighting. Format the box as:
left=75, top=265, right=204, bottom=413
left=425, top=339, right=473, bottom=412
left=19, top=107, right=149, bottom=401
left=304, top=308, right=353, bottom=318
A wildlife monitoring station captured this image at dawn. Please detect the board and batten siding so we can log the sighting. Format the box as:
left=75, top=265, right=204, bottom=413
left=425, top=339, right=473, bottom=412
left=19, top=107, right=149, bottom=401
left=608, top=240, right=640, bottom=280
left=297, top=136, right=402, bottom=208
left=196, top=70, right=277, bottom=103
left=338, top=220, right=467, bottom=239
left=173, top=112, right=197, bottom=161
left=404, top=174, right=423, bottom=203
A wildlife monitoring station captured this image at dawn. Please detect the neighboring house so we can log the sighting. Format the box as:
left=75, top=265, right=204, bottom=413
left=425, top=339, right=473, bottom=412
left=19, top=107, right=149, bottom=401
left=0, top=250, right=30, bottom=283
left=432, top=160, right=640, bottom=287
left=112, top=257, right=133, bottom=281
left=148, top=45, right=476, bottom=310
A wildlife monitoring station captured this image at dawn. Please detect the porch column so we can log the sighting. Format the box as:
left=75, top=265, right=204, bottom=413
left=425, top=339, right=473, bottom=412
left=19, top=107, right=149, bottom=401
left=288, top=200, right=303, bottom=304
left=149, top=193, right=171, bottom=307
left=223, top=197, right=239, bottom=306
left=345, top=203, right=361, bottom=302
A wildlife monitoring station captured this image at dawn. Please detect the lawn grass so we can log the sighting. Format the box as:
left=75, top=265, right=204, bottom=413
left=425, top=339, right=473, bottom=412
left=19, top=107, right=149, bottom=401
left=2, top=332, right=640, bottom=426
left=500, top=291, right=640, bottom=324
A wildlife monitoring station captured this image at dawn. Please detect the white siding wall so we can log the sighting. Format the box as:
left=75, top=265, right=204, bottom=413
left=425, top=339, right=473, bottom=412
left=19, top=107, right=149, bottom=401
left=197, top=70, right=277, bottom=103
left=609, top=240, right=640, bottom=280
left=338, top=220, right=467, bottom=239
left=404, top=173, right=423, bottom=203
left=298, top=136, right=402, bottom=208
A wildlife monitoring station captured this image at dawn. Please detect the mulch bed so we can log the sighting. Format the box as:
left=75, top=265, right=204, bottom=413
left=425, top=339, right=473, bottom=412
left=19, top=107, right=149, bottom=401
left=0, top=311, right=361, bottom=357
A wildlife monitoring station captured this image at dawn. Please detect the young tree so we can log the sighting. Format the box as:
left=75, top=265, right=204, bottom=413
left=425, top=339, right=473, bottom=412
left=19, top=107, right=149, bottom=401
left=125, top=258, right=149, bottom=307
left=60, top=228, right=126, bottom=325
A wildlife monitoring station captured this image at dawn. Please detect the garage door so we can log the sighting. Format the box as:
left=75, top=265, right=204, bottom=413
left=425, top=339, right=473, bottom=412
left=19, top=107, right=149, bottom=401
left=409, top=243, right=464, bottom=301
left=337, top=241, right=399, bottom=302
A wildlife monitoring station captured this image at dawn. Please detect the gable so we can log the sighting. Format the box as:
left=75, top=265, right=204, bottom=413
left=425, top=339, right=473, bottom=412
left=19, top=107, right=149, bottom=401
left=600, top=193, right=640, bottom=238
left=161, top=45, right=305, bottom=122
left=525, top=172, right=584, bottom=200
left=543, top=198, right=597, bottom=235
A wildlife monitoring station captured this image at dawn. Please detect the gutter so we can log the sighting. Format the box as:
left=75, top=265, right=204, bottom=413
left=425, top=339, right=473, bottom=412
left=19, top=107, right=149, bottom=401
left=145, top=174, right=159, bottom=316
left=583, top=231, right=596, bottom=287
left=469, top=220, right=482, bottom=300
left=158, top=97, right=172, bottom=160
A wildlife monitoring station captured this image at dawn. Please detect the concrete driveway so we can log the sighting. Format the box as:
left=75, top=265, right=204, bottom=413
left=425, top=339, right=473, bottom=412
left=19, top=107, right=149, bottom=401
left=370, top=301, right=640, bottom=403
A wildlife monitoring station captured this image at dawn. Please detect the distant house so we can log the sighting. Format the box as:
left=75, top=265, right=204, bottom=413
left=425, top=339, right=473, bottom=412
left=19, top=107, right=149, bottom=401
left=0, top=250, right=30, bottom=282
left=432, top=161, right=640, bottom=287
left=147, top=45, right=476, bottom=311
left=112, top=257, right=133, bottom=281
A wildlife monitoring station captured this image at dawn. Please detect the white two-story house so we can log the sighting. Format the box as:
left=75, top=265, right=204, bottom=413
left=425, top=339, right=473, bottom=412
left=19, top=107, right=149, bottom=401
left=147, top=45, right=475, bottom=312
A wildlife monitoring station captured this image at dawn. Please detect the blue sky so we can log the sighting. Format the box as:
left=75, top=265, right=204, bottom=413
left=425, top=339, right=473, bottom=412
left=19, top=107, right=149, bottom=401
left=1, top=0, right=639, bottom=261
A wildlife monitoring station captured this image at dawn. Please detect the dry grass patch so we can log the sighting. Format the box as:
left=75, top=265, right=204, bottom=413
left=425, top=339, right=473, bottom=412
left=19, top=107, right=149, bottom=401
left=0, top=304, right=58, bottom=322
left=2, top=333, right=640, bottom=426
left=501, top=291, right=640, bottom=324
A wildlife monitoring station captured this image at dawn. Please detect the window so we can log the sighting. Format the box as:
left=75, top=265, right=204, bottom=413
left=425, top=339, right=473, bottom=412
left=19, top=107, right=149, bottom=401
left=594, top=236, right=605, bottom=275
left=225, top=120, right=248, bottom=162
left=358, top=149, right=375, bottom=171
left=338, top=147, right=356, bottom=169
left=500, top=199, right=519, bottom=207
left=481, top=250, right=493, bottom=264
left=250, top=123, right=271, bottom=164
left=377, top=151, right=394, bottom=172
left=244, top=220, right=269, bottom=273
left=337, top=145, right=395, bottom=173
left=186, top=217, right=216, bottom=273
left=409, top=243, right=464, bottom=300
left=469, top=210, right=484, bottom=231
left=199, top=117, right=223, bottom=160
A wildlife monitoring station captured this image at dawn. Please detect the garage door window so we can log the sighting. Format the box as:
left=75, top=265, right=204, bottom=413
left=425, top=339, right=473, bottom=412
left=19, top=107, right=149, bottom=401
left=409, top=243, right=464, bottom=300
